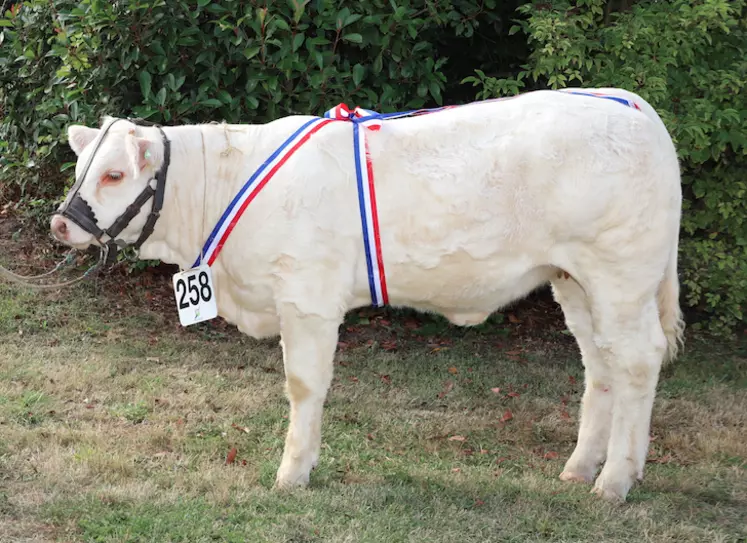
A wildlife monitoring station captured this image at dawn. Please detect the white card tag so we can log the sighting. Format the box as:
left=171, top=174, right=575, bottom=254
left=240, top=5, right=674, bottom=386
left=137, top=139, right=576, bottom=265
left=172, top=264, right=218, bottom=326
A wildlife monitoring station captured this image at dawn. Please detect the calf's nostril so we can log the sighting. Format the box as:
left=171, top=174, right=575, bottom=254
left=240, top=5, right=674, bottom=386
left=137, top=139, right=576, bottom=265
left=51, top=217, right=68, bottom=238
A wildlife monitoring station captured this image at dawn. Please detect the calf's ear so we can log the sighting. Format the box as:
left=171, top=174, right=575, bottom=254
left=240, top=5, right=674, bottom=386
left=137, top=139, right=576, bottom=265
left=68, top=125, right=100, bottom=156
left=125, top=133, right=162, bottom=175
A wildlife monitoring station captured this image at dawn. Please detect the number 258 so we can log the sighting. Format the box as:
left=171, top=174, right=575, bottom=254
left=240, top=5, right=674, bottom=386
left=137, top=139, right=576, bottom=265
left=176, top=272, right=212, bottom=309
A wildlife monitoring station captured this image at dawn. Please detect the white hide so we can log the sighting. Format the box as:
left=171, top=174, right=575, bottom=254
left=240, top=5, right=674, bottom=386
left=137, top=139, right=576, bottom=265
left=52, top=88, right=685, bottom=501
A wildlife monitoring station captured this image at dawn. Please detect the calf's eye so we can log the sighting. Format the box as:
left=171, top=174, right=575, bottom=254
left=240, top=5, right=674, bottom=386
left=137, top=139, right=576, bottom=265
left=106, top=171, right=124, bottom=182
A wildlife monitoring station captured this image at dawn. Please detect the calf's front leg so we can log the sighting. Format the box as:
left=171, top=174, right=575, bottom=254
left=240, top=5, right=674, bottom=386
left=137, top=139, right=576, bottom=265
left=274, top=303, right=340, bottom=489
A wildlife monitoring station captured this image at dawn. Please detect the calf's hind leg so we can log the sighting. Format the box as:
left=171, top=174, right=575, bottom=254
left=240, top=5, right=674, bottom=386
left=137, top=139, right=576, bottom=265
left=589, top=294, right=667, bottom=502
left=274, top=303, right=340, bottom=489
left=551, top=275, right=613, bottom=484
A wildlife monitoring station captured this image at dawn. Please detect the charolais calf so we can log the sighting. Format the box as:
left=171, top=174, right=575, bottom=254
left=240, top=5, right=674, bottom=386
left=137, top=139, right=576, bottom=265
left=50, top=88, right=684, bottom=502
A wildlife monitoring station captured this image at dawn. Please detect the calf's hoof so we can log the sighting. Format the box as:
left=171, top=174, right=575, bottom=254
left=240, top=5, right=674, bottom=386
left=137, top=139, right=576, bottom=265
left=274, top=469, right=310, bottom=490
left=591, top=467, right=633, bottom=503
left=559, top=470, right=593, bottom=484
left=274, top=454, right=314, bottom=490
left=591, top=485, right=626, bottom=503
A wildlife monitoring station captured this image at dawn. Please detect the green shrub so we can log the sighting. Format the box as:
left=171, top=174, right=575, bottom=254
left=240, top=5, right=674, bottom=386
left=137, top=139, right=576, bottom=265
left=0, top=0, right=521, bottom=215
left=2, top=0, right=745, bottom=333
left=464, top=0, right=747, bottom=333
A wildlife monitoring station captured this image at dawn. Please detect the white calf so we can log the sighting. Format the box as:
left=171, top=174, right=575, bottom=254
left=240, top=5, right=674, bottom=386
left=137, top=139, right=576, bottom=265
left=51, top=88, right=684, bottom=501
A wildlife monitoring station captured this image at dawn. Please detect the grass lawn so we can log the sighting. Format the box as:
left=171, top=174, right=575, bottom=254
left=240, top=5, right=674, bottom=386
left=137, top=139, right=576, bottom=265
left=0, top=224, right=745, bottom=542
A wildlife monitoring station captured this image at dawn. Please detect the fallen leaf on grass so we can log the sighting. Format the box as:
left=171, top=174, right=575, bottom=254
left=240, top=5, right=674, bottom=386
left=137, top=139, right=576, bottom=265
left=379, top=374, right=392, bottom=385
left=507, top=391, right=521, bottom=398
left=448, top=366, right=458, bottom=375
left=448, top=435, right=466, bottom=442
left=491, top=387, right=501, bottom=394
left=404, top=319, right=421, bottom=330
left=381, top=340, right=397, bottom=351
left=226, top=447, right=237, bottom=465
left=505, top=350, right=522, bottom=356
left=500, top=409, right=513, bottom=422
left=543, top=451, right=559, bottom=460
left=568, top=375, right=577, bottom=385
left=451, top=468, right=461, bottom=473
left=231, top=423, right=249, bottom=434
left=507, top=313, right=522, bottom=324
left=437, top=380, right=454, bottom=399
left=348, top=376, right=359, bottom=383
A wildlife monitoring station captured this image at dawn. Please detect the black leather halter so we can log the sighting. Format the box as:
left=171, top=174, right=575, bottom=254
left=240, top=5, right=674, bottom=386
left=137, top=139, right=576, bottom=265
left=56, top=118, right=171, bottom=264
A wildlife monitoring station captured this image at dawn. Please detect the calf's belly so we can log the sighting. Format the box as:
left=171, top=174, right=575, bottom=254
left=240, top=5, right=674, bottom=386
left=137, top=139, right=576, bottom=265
left=385, top=255, right=557, bottom=319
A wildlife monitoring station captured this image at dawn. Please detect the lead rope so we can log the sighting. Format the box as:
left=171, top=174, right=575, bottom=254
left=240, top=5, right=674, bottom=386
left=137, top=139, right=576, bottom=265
left=0, top=244, right=108, bottom=291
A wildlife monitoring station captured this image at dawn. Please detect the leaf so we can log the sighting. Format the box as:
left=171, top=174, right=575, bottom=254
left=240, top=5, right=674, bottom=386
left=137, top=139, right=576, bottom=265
left=139, top=70, right=152, bottom=99
left=437, top=380, right=454, bottom=399
left=243, top=46, right=260, bottom=60
left=226, top=447, right=237, bottom=464
left=197, top=0, right=211, bottom=6
left=448, top=435, right=466, bottom=442
left=429, top=80, right=442, bottom=105
left=448, top=366, right=458, bottom=375
left=507, top=391, right=520, bottom=398
left=155, top=87, right=166, bottom=107
left=500, top=409, right=513, bottom=422
left=231, top=423, right=249, bottom=434
left=246, top=95, right=259, bottom=109
left=543, top=451, right=559, bottom=460
left=507, top=313, right=521, bottom=324
left=381, top=341, right=397, bottom=352
left=200, top=98, right=222, bottom=107
left=491, top=387, right=501, bottom=394
left=292, top=33, right=305, bottom=52
left=352, top=63, right=365, bottom=86
left=373, top=54, right=383, bottom=74
left=342, top=33, right=363, bottom=44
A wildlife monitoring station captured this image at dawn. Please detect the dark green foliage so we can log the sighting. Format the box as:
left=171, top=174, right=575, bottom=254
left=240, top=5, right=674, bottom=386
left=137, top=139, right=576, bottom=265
left=0, top=0, right=521, bottom=208
left=464, top=0, right=747, bottom=333
left=1, top=0, right=745, bottom=332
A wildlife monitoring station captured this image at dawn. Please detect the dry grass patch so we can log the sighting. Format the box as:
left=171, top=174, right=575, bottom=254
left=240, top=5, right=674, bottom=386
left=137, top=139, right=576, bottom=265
left=0, top=265, right=745, bottom=542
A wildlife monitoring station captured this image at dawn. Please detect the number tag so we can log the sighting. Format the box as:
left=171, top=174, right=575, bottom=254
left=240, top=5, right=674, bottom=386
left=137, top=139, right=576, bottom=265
left=172, top=265, right=218, bottom=326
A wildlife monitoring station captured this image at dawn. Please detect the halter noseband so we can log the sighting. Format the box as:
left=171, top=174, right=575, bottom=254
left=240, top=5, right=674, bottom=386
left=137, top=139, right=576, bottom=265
left=56, top=118, right=171, bottom=264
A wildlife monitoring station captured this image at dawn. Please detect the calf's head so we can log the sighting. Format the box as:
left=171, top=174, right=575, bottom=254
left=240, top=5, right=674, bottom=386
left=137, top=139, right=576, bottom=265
left=50, top=117, right=167, bottom=250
